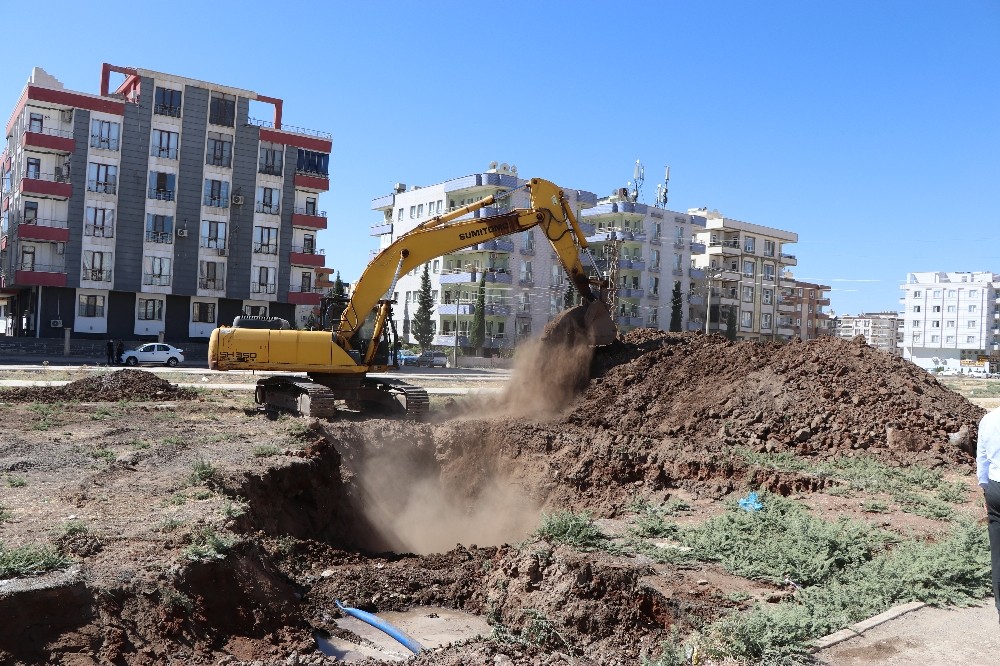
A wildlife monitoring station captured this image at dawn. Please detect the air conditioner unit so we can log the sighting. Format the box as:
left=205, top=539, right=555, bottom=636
left=50, top=319, right=63, bottom=328
left=176, top=229, right=188, bottom=238
left=217, top=248, right=228, bottom=256
left=231, top=195, right=244, bottom=205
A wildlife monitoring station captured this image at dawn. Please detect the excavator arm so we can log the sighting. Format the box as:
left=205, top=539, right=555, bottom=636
left=341, top=178, right=616, bottom=364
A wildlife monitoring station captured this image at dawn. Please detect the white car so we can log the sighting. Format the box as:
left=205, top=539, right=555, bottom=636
left=122, top=343, right=185, bottom=367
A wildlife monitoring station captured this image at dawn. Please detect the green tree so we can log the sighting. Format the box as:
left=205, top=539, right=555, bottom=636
left=470, top=272, right=487, bottom=355
left=563, top=283, right=575, bottom=309
left=669, top=280, right=683, bottom=332
left=412, top=264, right=435, bottom=351
left=333, top=270, right=345, bottom=296
left=725, top=306, right=738, bottom=341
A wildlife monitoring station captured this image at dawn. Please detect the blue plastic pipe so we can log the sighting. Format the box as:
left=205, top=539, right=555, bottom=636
left=335, top=600, right=424, bottom=655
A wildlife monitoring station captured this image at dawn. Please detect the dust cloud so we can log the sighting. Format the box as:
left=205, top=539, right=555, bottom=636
left=497, top=336, right=594, bottom=418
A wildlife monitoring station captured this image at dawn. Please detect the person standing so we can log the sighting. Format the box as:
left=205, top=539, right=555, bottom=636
left=977, top=407, right=1000, bottom=624
left=106, top=339, right=115, bottom=366
left=116, top=340, right=125, bottom=365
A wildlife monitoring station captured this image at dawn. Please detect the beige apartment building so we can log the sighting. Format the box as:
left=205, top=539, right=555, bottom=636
left=784, top=279, right=834, bottom=340
left=836, top=311, right=901, bottom=355
left=692, top=211, right=799, bottom=341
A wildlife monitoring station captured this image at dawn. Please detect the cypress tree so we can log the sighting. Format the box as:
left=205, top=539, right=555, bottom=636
left=412, top=264, right=435, bottom=350
left=470, top=272, right=487, bottom=354
left=669, top=280, right=683, bottom=332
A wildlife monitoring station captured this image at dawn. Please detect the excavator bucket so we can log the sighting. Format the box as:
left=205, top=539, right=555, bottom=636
left=582, top=300, right=617, bottom=346
left=540, top=300, right=618, bottom=348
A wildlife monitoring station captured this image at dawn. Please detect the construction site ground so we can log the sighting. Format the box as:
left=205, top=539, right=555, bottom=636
left=0, top=331, right=996, bottom=665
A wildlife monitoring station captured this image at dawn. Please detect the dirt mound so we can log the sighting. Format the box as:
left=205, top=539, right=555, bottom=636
left=0, top=369, right=199, bottom=403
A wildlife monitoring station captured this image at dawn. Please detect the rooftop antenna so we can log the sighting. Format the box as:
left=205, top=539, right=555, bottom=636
left=654, top=165, right=670, bottom=208
left=629, top=160, right=644, bottom=202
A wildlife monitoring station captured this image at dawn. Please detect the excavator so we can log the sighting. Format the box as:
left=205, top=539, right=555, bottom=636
left=207, top=177, right=618, bottom=419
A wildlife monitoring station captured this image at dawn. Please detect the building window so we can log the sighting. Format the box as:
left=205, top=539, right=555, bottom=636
left=742, top=286, right=754, bottom=302
left=969, top=304, right=978, bottom=313
left=763, top=240, right=775, bottom=257
left=970, top=289, right=979, bottom=297
left=296, top=149, right=329, bottom=176
left=947, top=290, right=956, bottom=298
left=947, top=305, right=956, bottom=313
left=209, top=91, right=236, bottom=127
left=150, top=129, right=179, bottom=159
left=933, top=290, right=941, bottom=298
left=26, top=157, right=41, bottom=179
left=87, top=163, right=118, bottom=194
left=761, top=313, right=772, bottom=329
left=154, top=87, right=182, bottom=117
left=258, top=142, right=283, bottom=175
left=253, top=226, right=278, bottom=254
left=912, top=305, right=921, bottom=313
left=145, top=214, right=174, bottom=243
left=967, top=336, right=975, bottom=343
left=932, top=305, right=941, bottom=312
left=305, top=198, right=317, bottom=216
left=142, top=256, right=172, bottom=286
left=931, top=335, right=940, bottom=343
left=206, top=132, right=233, bottom=167
left=397, top=208, right=404, bottom=222
left=192, top=301, right=216, bottom=323
left=256, top=187, right=281, bottom=215
left=648, top=276, right=659, bottom=296
left=90, top=119, right=120, bottom=150
left=743, top=260, right=754, bottom=277
left=23, top=201, right=38, bottom=224
left=417, top=203, right=424, bottom=217
left=912, top=319, right=920, bottom=327
left=741, top=310, right=752, bottom=328
left=203, top=179, right=230, bottom=207
left=912, top=332, right=921, bottom=342
left=29, top=113, right=43, bottom=133
left=201, top=220, right=228, bottom=249
left=946, top=335, right=955, bottom=343
left=762, top=288, right=773, bottom=305
left=199, top=261, right=224, bottom=290
left=946, top=320, right=955, bottom=327
left=968, top=320, right=977, bottom=328
left=138, top=298, right=163, bottom=321
left=83, top=250, right=111, bottom=281
left=253, top=266, right=276, bottom=294
left=743, top=236, right=755, bottom=253
left=78, top=294, right=105, bottom=318
left=148, top=171, right=176, bottom=201
left=763, top=264, right=775, bottom=281
left=302, top=234, right=315, bottom=253
left=931, top=320, right=940, bottom=328
left=20, top=246, right=35, bottom=271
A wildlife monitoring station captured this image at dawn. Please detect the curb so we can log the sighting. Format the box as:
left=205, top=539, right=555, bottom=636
left=812, top=601, right=926, bottom=651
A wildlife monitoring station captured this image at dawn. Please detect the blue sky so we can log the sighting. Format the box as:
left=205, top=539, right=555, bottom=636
left=3, top=0, right=997, bottom=316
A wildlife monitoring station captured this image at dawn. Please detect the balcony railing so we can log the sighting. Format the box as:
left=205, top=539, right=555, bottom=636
left=291, top=245, right=323, bottom=255
left=206, top=154, right=232, bottom=168
left=256, top=202, right=281, bottom=215
left=251, top=283, right=278, bottom=294
left=288, top=284, right=325, bottom=293
left=84, top=224, right=114, bottom=237
left=26, top=126, right=73, bottom=139
left=25, top=171, right=71, bottom=184
left=90, top=136, right=120, bottom=151
left=18, top=261, right=65, bottom=273
left=148, top=188, right=175, bottom=201
left=253, top=243, right=278, bottom=254
left=293, top=206, right=326, bottom=217
left=87, top=180, right=117, bottom=194
left=247, top=117, right=333, bottom=140
left=201, top=238, right=227, bottom=249
left=258, top=164, right=283, bottom=176
left=82, top=268, right=113, bottom=282
left=142, top=273, right=172, bottom=286
left=20, top=216, right=68, bottom=229
left=154, top=104, right=181, bottom=118
left=150, top=145, right=178, bottom=159
left=203, top=195, right=229, bottom=208
left=519, top=245, right=535, bottom=255
left=199, top=278, right=225, bottom=290
left=145, top=230, right=173, bottom=244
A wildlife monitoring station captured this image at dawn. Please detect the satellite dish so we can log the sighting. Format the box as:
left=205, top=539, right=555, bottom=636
left=500, top=163, right=509, bottom=173
left=489, top=161, right=498, bottom=170
left=510, top=165, right=517, bottom=175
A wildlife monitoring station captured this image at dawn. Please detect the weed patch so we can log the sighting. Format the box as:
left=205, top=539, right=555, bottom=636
left=532, top=510, right=607, bottom=550
left=6, top=475, right=27, bottom=488
left=183, top=526, right=235, bottom=561
left=0, top=542, right=71, bottom=578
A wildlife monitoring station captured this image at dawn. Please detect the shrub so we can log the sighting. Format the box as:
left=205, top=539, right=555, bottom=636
left=532, top=510, right=606, bottom=550
left=0, top=542, right=71, bottom=578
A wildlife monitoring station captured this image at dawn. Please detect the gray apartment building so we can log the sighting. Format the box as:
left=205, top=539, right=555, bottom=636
left=0, top=64, right=330, bottom=341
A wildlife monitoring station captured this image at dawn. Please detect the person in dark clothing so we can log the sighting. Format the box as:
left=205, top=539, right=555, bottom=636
left=116, top=340, right=125, bottom=365
left=106, top=340, right=115, bottom=365
left=977, top=408, right=1000, bottom=624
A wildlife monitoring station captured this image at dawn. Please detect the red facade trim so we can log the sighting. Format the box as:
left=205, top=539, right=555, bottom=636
left=27, top=86, right=124, bottom=116
left=294, top=173, right=330, bottom=192
left=289, top=252, right=326, bottom=268
left=22, top=178, right=73, bottom=199
left=287, top=291, right=321, bottom=306
left=17, top=224, right=69, bottom=243
left=259, top=128, right=331, bottom=153
left=15, top=269, right=67, bottom=287
left=291, top=212, right=328, bottom=230
left=23, top=131, right=76, bottom=154
left=5, top=88, right=28, bottom=136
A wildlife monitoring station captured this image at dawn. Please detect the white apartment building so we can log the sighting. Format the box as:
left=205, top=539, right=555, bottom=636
left=369, top=164, right=598, bottom=353
left=836, top=311, right=902, bottom=355
left=691, top=212, right=800, bottom=341
left=578, top=192, right=706, bottom=333
left=899, top=271, right=1000, bottom=373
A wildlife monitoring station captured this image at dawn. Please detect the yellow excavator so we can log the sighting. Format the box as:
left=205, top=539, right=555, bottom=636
left=208, top=177, right=617, bottom=419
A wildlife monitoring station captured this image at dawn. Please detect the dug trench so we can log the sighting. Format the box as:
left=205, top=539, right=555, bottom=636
left=0, top=330, right=985, bottom=664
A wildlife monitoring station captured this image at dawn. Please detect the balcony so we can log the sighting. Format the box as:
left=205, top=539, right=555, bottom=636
left=519, top=244, right=535, bottom=256
left=87, top=180, right=117, bottom=195
left=142, top=274, right=171, bottom=286
left=154, top=103, right=181, bottom=118
left=149, top=146, right=178, bottom=160
left=22, top=172, right=72, bottom=199
left=518, top=276, right=533, bottom=287
left=16, top=217, right=69, bottom=243
left=198, top=278, right=225, bottom=291
left=707, top=239, right=740, bottom=255
left=292, top=207, right=328, bottom=230
left=690, top=240, right=706, bottom=254
left=253, top=243, right=279, bottom=255
left=370, top=222, right=393, bottom=236
left=256, top=202, right=281, bottom=215
left=14, top=262, right=67, bottom=287
left=439, top=303, right=475, bottom=316
left=440, top=269, right=513, bottom=285
left=690, top=267, right=706, bottom=280
left=23, top=127, right=75, bottom=154
left=206, top=154, right=232, bottom=168
left=203, top=195, right=229, bottom=208
left=287, top=284, right=322, bottom=305
left=780, top=252, right=797, bottom=266
left=689, top=294, right=705, bottom=306
left=251, top=283, right=278, bottom=295
left=145, top=230, right=173, bottom=244
left=84, top=224, right=114, bottom=238
left=82, top=268, right=113, bottom=283
left=619, top=258, right=646, bottom=271
left=148, top=188, right=175, bottom=202
left=258, top=163, right=283, bottom=177
left=89, top=135, right=120, bottom=151
left=618, top=287, right=645, bottom=298
left=433, top=334, right=469, bottom=348
left=294, top=171, right=330, bottom=192
left=290, top=247, right=326, bottom=268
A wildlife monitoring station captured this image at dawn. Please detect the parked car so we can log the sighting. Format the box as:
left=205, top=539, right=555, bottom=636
left=397, top=350, right=419, bottom=366
left=122, top=343, right=185, bottom=367
left=414, top=351, right=449, bottom=368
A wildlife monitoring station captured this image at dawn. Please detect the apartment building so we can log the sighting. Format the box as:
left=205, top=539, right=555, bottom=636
left=836, top=311, right=902, bottom=355
left=784, top=279, right=833, bottom=340
left=0, top=64, right=331, bottom=340
left=691, top=212, right=800, bottom=341
left=369, top=164, right=597, bottom=352
left=899, top=271, right=1000, bottom=372
left=578, top=191, right=706, bottom=333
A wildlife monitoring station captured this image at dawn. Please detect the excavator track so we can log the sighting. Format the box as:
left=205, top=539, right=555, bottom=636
left=254, top=375, right=429, bottom=421
left=374, top=378, right=430, bottom=421
left=255, top=376, right=339, bottom=419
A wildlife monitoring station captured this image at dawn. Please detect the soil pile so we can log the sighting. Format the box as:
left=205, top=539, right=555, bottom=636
left=0, top=369, right=199, bottom=403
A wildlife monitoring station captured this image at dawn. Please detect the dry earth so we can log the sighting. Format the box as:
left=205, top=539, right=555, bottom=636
left=0, top=331, right=988, bottom=665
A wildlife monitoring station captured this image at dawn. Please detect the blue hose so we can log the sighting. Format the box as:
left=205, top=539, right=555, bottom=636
left=335, top=600, right=424, bottom=655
